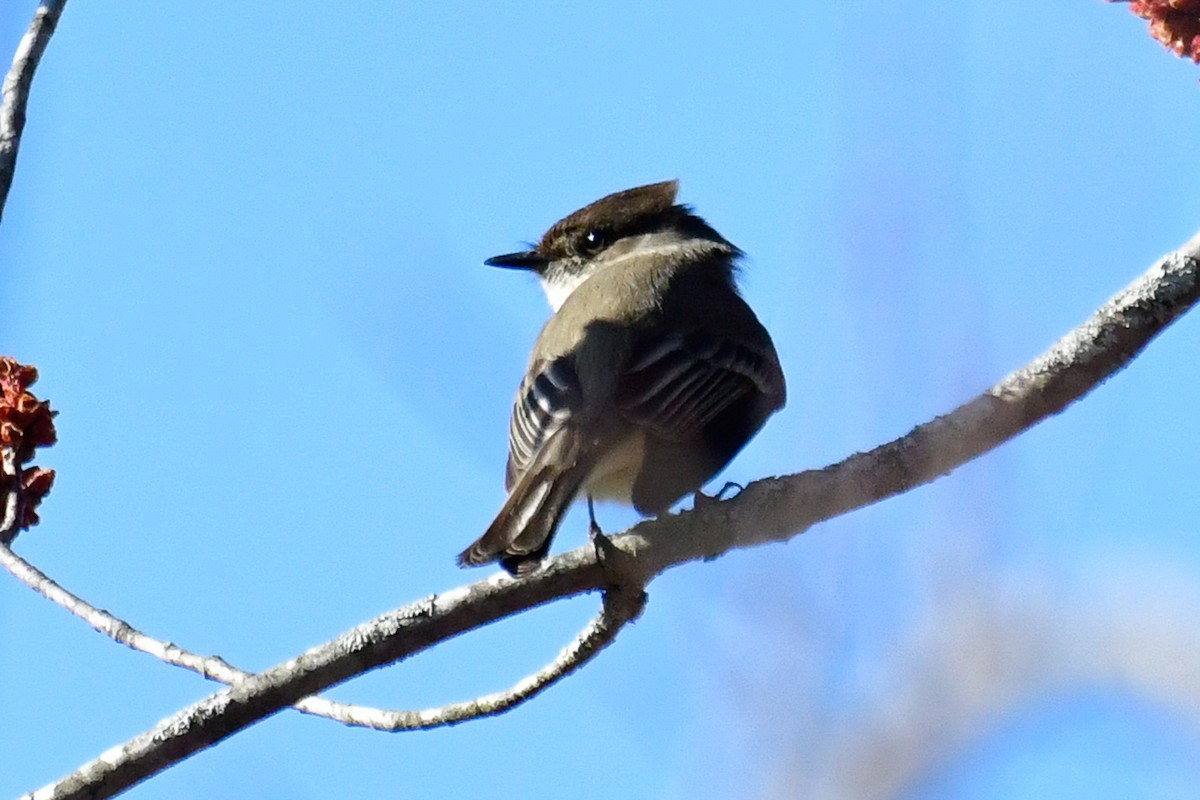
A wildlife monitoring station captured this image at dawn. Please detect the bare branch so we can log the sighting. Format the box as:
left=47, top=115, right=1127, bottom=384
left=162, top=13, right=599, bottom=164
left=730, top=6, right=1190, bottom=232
left=0, top=541, right=645, bottom=730
left=21, top=565, right=615, bottom=800
left=0, top=542, right=246, bottom=681
left=310, top=583, right=647, bottom=730
left=1, top=447, right=20, bottom=539
left=20, top=230, right=1200, bottom=799
left=0, top=0, right=68, bottom=222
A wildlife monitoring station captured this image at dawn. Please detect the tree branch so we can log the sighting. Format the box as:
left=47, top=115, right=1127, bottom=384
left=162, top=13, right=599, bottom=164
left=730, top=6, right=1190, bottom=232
left=1, top=447, right=20, bottom=539
left=316, top=582, right=647, bottom=730
left=0, top=540, right=645, bottom=730
left=0, top=0, right=67, bottom=223
left=0, top=543, right=247, bottom=679
left=21, top=230, right=1200, bottom=799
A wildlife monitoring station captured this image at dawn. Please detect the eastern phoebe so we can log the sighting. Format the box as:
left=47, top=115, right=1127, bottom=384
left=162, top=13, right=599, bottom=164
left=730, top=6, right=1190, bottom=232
left=458, top=180, right=786, bottom=575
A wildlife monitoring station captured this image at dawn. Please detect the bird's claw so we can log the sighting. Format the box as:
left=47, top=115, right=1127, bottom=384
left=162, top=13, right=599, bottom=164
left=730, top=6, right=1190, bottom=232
left=693, top=481, right=744, bottom=509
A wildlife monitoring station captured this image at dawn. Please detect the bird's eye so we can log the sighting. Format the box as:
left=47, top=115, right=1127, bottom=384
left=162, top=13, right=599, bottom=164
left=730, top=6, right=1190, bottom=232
left=582, top=229, right=609, bottom=253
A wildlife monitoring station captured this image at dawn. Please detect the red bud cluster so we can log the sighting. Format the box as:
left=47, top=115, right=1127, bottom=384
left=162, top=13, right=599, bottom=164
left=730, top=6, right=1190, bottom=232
left=1, top=357, right=58, bottom=537
left=1124, top=0, right=1200, bottom=63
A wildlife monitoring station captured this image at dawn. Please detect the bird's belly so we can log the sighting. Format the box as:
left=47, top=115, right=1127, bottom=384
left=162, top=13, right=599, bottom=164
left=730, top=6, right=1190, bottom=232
left=583, top=431, right=646, bottom=504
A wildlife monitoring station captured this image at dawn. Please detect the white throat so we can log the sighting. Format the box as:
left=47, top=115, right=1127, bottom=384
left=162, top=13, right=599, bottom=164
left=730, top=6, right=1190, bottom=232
left=539, top=267, right=596, bottom=312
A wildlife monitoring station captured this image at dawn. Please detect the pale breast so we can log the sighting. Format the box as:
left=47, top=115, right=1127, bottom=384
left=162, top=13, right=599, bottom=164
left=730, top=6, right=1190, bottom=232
left=582, top=430, right=646, bottom=503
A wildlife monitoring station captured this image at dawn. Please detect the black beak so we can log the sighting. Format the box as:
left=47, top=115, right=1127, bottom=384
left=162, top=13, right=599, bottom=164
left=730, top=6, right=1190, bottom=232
left=485, top=249, right=547, bottom=271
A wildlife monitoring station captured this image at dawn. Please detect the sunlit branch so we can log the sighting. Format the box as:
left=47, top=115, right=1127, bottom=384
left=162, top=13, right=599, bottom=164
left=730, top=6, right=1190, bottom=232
left=21, top=229, right=1200, bottom=800
left=0, top=0, right=68, bottom=222
left=0, top=541, right=644, bottom=731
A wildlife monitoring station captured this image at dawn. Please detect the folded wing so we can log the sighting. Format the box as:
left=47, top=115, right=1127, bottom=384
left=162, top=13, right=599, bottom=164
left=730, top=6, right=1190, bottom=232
left=618, top=329, right=778, bottom=442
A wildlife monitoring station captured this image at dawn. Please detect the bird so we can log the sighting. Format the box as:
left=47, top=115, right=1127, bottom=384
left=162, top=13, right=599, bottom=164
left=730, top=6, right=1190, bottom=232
left=457, top=180, right=786, bottom=576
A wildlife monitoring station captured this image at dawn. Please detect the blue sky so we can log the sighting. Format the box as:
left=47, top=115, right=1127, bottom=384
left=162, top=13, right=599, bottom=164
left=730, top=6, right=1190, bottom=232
left=2, top=2, right=1200, bottom=798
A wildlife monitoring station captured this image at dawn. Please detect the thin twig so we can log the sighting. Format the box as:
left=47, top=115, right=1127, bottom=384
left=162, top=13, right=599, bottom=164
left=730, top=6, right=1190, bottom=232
left=0, top=540, right=645, bottom=730
left=1, top=448, right=20, bottom=541
left=21, top=230, right=1200, bottom=800
left=0, top=0, right=68, bottom=223
left=0, top=542, right=245, bottom=680
left=310, top=583, right=647, bottom=730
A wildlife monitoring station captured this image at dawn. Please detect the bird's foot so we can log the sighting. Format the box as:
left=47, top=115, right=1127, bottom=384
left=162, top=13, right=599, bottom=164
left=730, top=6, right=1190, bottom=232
left=693, top=481, right=743, bottom=510
left=586, top=495, right=644, bottom=590
left=588, top=517, right=606, bottom=542
left=586, top=494, right=608, bottom=546
left=714, top=481, right=743, bottom=500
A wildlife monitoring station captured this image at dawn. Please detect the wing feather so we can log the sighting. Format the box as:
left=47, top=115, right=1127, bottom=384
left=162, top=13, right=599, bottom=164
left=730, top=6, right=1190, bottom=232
left=618, top=330, right=774, bottom=441
left=506, top=357, right=579, bottom=489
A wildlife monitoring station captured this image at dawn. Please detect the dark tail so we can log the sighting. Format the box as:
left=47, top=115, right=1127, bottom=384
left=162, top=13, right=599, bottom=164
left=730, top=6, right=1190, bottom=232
left=457, top=429, right=587, bottom=575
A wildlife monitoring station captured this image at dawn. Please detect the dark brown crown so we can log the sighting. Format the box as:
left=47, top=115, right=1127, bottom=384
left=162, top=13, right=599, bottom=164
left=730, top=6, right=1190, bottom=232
left=538, top=180, right=680, bottom=257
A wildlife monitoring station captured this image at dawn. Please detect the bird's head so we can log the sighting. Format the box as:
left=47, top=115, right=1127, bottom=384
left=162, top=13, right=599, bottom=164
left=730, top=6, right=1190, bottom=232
left=486, top=180, right=737, bottom=311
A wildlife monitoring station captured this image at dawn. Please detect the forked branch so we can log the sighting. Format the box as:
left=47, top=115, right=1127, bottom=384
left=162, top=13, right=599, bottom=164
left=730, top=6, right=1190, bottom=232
left=21, top=231, right=1200, bottom=800
left=6, top=2, right=1200, bottom=798
left=0, top=541, right=645, bottom=730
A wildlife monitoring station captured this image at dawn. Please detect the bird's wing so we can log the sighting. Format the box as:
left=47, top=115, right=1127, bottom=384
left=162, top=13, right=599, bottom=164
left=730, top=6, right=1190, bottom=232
left=617, top=329, right=777, bottom=441
left=506, top=357, right=579, bottom=490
